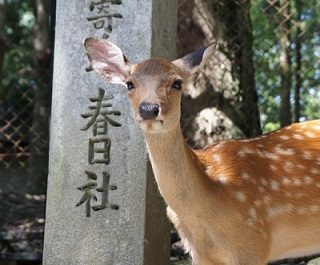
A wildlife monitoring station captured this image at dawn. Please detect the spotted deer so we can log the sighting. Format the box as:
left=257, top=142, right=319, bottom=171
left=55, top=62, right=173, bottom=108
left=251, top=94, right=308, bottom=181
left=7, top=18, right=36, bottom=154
left=84, top=38, right=320, bottom=265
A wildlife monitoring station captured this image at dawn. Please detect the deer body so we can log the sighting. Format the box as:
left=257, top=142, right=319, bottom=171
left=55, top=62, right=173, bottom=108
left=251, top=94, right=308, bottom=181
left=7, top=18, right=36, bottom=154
left=148, top=119, right=320, bottom=265
left=84, top=38, right=320, bottom=265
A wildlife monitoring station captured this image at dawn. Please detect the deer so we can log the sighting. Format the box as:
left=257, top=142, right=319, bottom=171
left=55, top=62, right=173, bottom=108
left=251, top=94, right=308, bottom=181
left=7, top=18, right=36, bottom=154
left=84, top=38, right=320, bottom=265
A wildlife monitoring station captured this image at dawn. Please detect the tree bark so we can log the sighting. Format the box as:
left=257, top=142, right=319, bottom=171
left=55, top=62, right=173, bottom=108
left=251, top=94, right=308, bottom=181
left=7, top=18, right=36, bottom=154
left=178, top=0, right=261, bottom=148
left=235, top=0, right=261, bottom=137
left=294, top=0, right=302, bottom=123
left=28, top=0, right=52, bottom=193
left=279, top=0, right=292, bottom=127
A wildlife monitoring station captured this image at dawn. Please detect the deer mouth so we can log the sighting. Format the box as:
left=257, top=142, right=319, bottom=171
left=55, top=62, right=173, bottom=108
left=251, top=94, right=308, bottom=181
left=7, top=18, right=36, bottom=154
left=138, top=119, right=164, bottom=133
left=139, top=119, right=163, bottom=123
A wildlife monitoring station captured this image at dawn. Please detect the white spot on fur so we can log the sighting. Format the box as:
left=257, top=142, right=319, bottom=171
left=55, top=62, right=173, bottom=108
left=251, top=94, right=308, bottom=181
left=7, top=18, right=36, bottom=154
left=284, top=161, right=294, bottom=172
left=212, top=154, right=221, bottom=163
left=248, top=207, right=257, bottom=219
left=304, top=176, right=313, bottom=184
left=205, top=166, right=212, bottom=175
left=217, top=174, right=229, bottom=184
left=267, top=204, right=293, bottom=218
left=280, top=135, right=290, bottom=140
left=241, top=172, right=250, bottom=181
left=270, top=165, right=277, bottom=171
left=311, top=168, right=320, bottom=174
left=260, top=178, right=268, bottom=187
left=282, top=177, right=291, bottom=185
left=293, top=134, right=303, bottom=140
left=263, top=196, right=272, bottom=205
left=238, top=148, right=255, bottom=158
left=274, top=145, right=295, bottom=156
left=285, top=149, right=296, bottom=155
left=263, top=151, right=280, bottom=160
left=304, top=131, right=316, bottom=138
left=271, top=180, right=280, bottom=190
left=293, top=178, right=302, bottom=186
left=234, top=192, right=246, bottom=202
left=237, top=150, right=246, bottom=158
left=309, top=205, right=320, bottom=213
left=303, top=150, right=313, bottom=160
left=257, top=150, right=264, bottom=158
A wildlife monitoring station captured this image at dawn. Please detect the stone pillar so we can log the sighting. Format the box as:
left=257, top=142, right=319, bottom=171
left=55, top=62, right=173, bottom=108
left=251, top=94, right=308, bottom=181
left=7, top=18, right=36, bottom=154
left=43, top=1, right=177, bottom=265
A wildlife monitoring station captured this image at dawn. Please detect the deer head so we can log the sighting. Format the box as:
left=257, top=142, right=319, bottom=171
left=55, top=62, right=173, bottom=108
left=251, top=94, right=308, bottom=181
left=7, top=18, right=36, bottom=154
left=84, top=38, right=216, bottom=134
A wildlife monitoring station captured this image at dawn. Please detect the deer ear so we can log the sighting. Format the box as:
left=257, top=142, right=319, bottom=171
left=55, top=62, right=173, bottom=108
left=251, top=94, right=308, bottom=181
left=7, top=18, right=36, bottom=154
left=172, top=42, right=217, bottom=75
left=84, top=38, right=131, bottom=85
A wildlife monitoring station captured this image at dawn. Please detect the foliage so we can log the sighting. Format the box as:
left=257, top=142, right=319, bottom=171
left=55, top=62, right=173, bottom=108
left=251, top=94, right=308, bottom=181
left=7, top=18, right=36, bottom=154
left=251, top=0, right=320, bottom=132
left=2, top=0, right=35, bottom=106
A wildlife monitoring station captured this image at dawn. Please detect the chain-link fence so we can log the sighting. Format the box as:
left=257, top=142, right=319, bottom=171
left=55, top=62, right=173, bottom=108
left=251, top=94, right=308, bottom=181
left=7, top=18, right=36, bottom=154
left=0, top=84, right=48, bottom=263
left=0, top=1, right=50, bottom=260
left=253, top=0, right=320, bottom=130
left=1, top=89, right=33, bottom=170
left=0, top=78, right=49, bottom=190
left=177, top=0, right=319, bottom=148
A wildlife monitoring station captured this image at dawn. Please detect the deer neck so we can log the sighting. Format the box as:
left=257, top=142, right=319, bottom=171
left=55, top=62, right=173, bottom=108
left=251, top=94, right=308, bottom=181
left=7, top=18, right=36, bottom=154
left=144, top=125, right=209, bottom=214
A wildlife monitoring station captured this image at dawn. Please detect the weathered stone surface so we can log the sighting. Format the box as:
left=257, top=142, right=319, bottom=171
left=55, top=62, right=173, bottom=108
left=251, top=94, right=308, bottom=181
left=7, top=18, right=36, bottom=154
left=43, top=1, right=177, bottom=264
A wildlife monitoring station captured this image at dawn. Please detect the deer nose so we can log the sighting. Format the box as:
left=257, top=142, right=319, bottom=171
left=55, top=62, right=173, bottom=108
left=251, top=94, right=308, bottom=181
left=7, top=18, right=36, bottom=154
left=139, top=102, right=160, bottom=120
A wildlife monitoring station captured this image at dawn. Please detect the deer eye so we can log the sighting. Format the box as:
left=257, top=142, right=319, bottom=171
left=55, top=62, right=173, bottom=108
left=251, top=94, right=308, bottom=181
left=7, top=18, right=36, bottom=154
left=126, top=81, right=135, bottom=90
left=171, top=79, right=183, bottom=90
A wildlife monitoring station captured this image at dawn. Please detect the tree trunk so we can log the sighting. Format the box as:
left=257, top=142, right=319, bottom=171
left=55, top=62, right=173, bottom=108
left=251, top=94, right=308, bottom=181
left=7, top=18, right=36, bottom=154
left=279, top=0, right=292, bottom=127
left=294, top=0, right=302, bottom=123
left=178, top=0, right=261, bottom=148
left=28, top=0, right=52, bottom=193
left=235, top=0, right=261, bottom=137
left=0, top=0, right=7, bottom=101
